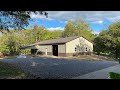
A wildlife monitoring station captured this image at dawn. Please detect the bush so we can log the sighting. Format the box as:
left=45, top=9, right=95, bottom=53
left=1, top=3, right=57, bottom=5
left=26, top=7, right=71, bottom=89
left=109, top=72, right=120, bottom=79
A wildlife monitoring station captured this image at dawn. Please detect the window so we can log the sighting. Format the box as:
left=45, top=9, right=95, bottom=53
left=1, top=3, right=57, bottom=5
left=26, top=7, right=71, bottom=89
left=86, top=48, right=87, bottom=51
left=75, top=47, right=77, bottom=51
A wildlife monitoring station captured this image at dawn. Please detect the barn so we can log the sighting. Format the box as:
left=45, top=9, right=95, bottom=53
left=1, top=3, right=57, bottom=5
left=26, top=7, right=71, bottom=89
left=20, top=36, right=93, bottom=57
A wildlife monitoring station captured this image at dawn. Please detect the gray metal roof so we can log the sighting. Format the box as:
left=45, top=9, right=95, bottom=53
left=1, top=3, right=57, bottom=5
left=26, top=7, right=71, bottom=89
left=35, top=36, right=79, bottom=45
left=20, top=36, right=79, bottom=49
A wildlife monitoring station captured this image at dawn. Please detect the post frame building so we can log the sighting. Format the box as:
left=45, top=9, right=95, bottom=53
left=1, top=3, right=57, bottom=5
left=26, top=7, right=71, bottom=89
left=20, top=36, right=93, bottom=57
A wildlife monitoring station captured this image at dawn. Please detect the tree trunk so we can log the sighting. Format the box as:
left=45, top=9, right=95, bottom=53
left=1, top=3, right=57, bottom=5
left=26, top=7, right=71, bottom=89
left=115, top=49, right=118, bottom=59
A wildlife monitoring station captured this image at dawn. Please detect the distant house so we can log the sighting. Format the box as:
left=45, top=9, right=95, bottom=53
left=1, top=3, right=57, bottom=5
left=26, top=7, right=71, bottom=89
left=20, top=36, right=93, bottom=57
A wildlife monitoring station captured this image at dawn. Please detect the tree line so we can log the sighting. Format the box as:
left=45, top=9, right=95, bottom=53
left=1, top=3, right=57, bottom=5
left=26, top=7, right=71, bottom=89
left=0, top=19, right=96, bottom=55
left=1, top=17, right=120, bottom=60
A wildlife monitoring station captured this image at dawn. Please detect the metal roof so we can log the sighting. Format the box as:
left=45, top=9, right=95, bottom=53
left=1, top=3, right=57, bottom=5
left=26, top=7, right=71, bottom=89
left=20, top=36, right=93, bottom=49
left=35, top=36, right=79, bottom=45
left=20, top=36, right=79, bottom=49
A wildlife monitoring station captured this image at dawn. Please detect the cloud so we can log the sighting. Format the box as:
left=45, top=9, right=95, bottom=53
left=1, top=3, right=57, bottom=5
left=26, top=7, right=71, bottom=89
left=64, top=21, right=68, bottom=24
left=47, top=27, right=64, bottom=31
left=91, top=20, right=103, bottom=24
left=30, top=12, right=53, bottom=21
left=106, top=16, right=120, bottom=22
left=46, top=11, right=106, bottom=23
left=30, top=11, right=120, bottom=32
left=30, top=11, right=120, bottom=24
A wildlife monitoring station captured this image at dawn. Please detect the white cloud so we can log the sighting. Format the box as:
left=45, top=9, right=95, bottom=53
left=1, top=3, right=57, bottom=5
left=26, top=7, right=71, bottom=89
left=64, top=21, right=68, bottom=24
left=30, top=11, right=120, bottom=24
left=46, top=11, right=106, bottom=22
left=30, top=12, right=53, bottom=21
left=47, top=27, right=64, bottom=31
left=91, top=20, right=103, bottom=24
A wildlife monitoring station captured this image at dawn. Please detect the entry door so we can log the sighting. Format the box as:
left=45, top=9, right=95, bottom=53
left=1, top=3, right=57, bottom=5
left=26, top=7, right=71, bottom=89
left=31, top=49, right=38, bottom=55
left=52, top=45, right=58, bottom=56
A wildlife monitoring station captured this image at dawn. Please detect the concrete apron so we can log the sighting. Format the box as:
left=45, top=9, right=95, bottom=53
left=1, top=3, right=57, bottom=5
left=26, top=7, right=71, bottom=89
left=72, top=65, right=120, bottom=79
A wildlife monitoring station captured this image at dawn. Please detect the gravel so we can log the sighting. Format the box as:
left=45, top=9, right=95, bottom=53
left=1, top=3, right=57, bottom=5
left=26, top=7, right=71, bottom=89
left=0, top=56, right=119, bottom=79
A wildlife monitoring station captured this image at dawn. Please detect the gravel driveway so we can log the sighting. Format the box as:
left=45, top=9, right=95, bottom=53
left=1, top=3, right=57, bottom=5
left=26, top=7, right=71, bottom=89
left=0, top=56, right=119, bottom=79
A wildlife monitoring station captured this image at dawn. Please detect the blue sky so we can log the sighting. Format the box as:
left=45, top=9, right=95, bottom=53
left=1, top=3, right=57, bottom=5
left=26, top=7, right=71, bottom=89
left=29, top=11, right=120, bottom=34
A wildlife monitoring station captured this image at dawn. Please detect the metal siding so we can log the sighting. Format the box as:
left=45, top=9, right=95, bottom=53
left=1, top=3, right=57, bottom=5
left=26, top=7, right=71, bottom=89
left=37, top=45, right=52, bottom=53
left=31, top=44, right=66, bottom=54
left=66, top=38, right=80, bottom=53
left=58, top=44, right=65, bottom=53
left=66, top=37, right=93, bottom=53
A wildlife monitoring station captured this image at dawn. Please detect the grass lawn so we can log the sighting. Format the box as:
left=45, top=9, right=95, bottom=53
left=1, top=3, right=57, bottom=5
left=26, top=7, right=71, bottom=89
left=109, top=72, right=120, bottom=79
left=0, top=56, right=16, bottom=59
left=0, top=61, right=34, bottom=79
left=5, top=56, right=16, bottom=59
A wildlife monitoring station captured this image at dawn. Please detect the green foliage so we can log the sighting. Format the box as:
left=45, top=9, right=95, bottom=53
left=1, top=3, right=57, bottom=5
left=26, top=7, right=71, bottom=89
left=48, top=30, right=63, bottom=39
left=31, top=24, right=63, bottom=42
left=0, top=24, right=63, bottom=55
left=62, top=19, right=95, bottom=41
left=94, top=30, right=110, bottom=54
left=0, top=11, right=48, bottom=32
left=94, top=21, right=120, bottom=59
left=0, top=44, right=9, bottom=53
left=62, top=20, right=77, bottom=37
left=109, top=72, right=120, bottom=79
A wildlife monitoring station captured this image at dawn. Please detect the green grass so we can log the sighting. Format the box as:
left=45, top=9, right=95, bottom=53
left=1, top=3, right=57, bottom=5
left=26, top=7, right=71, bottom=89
left=0, top=61, right=33, bottom=79
left=109, top=72, right=120, bottom=79
left=0, top=56, right=16, bottom=59
left=6, top=56, right=16, bottom=59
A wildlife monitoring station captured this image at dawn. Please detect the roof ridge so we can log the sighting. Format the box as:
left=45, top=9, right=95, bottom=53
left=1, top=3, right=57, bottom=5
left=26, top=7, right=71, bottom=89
left=36, top=36, right=79, bottom=43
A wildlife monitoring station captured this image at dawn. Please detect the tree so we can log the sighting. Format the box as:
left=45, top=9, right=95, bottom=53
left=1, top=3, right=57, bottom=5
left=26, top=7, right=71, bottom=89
left=62, top=20, right=77, bottom=37
left=74, top=19, right=94, bottom=41
left=48, top=30, right=63, bottom=39
left=62, top=19, right=95, bottom=41
left=94, top=21, right=120, bottom=59
left=0, top=30, right=27, bottom=55
left=0, top=11, right=48, bottom=32
left=93, top=30, right=111, bottom=55
left=32, top=24, right=63, bottom=42
left=32, top=24, right=48, bottom=42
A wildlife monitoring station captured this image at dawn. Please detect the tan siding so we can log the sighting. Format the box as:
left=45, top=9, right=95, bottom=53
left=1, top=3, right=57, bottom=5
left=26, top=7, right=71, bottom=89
left=66, top=38, right=80, bottom=53
left=66, top=37, right=93, bottom=53
left=35, top=45, right=52, bottom=53
left=58, top=44, right=65, bottom=53
left=30, top=44, right=66, bottom=54
left=29, top=37, right=93, bottom=56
